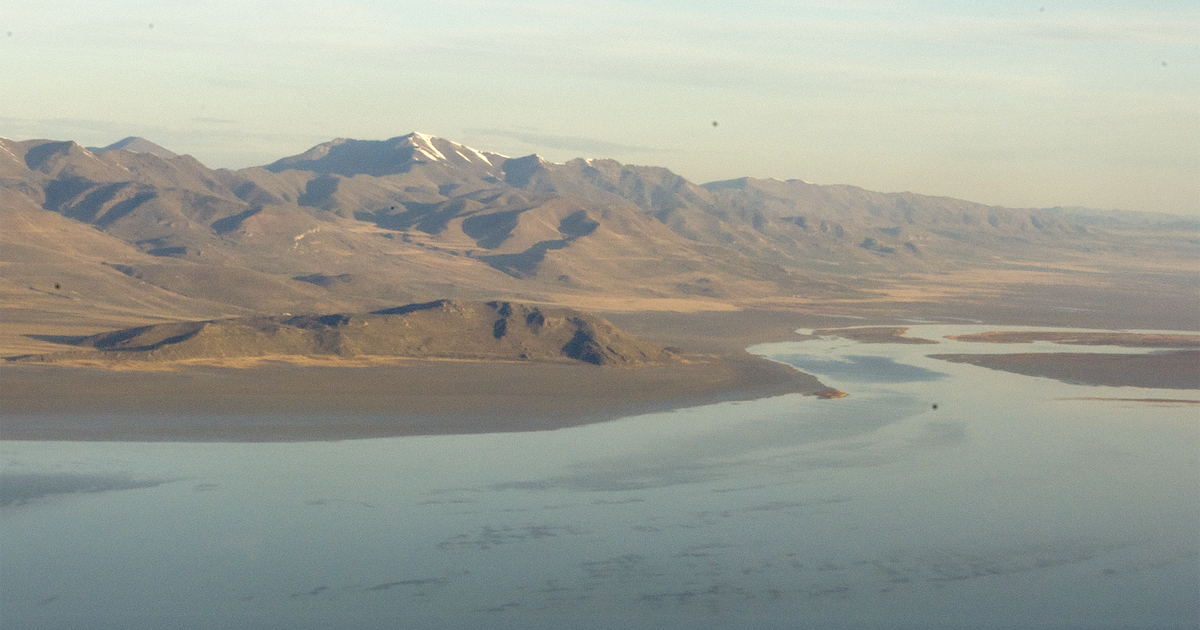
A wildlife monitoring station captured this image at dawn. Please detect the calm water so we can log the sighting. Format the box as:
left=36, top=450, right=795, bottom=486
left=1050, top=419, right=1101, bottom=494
left=2, top=325, right=1197, bottom=629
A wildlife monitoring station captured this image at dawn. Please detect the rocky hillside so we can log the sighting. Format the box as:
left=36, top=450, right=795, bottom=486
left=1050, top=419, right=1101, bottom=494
left=7, top=300, right=678, bottom=366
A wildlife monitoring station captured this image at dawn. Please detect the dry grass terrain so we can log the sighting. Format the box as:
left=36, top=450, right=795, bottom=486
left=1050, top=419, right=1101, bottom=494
left=7, top=300, right=678, bottom=367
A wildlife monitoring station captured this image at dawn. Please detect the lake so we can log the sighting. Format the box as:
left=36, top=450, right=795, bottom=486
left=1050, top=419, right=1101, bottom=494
left=2, top=325, right=1197, bottom=629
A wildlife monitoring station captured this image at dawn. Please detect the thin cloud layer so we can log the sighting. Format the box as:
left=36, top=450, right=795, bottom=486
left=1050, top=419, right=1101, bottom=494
left=466, top=129, right=663, bottom=157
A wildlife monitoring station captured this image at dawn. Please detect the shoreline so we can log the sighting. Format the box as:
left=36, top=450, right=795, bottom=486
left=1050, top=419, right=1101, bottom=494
left=929, top=350, right=1200, bottom=390
left=945, top=331, right=1200, bottom=348
left=0, top=352, right=828, bottom=442
left=0, top=308, right=844, bottom=442
left=6, top=308, right=1197, bottom=442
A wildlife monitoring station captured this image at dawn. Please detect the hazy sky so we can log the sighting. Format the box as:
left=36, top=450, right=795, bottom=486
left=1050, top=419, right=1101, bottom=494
left=2, top=0, right=1197, bottom=215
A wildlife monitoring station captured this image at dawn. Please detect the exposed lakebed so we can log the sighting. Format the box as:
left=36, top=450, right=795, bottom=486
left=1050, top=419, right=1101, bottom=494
left=1, top=325, right=1197, bottom=629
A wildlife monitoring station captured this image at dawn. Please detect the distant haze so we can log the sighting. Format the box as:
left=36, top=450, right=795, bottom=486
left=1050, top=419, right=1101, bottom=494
left=1, top=0, right=1197, bottom=216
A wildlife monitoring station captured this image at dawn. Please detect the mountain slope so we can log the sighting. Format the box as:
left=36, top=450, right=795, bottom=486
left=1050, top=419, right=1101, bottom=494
left=266, top=133, right=506, bottom=178
left=2, top=131, right=1194, bottom=335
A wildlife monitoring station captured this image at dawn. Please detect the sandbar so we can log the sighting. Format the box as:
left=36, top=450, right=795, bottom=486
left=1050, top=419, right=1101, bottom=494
left=1058, top=398, right=1199, bottom=405
left=947, top=331, right=1200, bottom=348
left=929, top=350, right=1200, bottom=390
left=0, top=353, right=825, bottom=441
left=810, top=327, right=940, bottom=344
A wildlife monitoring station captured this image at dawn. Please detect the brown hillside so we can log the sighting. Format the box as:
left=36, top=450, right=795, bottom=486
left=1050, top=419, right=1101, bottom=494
left=3, top=132, right=1198, bottom=345
left=7, top=300, right=678, bottom=367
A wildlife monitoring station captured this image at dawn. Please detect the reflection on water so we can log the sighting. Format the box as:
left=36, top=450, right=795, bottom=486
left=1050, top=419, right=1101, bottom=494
left=0, top=472, right=172, bottom=507
left=1, top=325, right=1197, bottom=629
left=772, top=354, right=949, bottom=383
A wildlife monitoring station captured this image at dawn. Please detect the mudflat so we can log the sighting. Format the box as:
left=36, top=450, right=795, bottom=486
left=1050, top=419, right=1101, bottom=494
left=929, top=350, right=1200, bottom=390
left=0, top=303, right=838, bottom=441
left=946, top=331, right=1200, bottom=348
left=926, top=328, right=1200, bottom=390
left=0, top=353, right=824, bottom=441
left=4, top=300, right=1198, bottom=441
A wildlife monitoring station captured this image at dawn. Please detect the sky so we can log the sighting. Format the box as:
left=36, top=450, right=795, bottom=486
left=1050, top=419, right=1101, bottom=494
left=2, top=0, right=1197, bottom=215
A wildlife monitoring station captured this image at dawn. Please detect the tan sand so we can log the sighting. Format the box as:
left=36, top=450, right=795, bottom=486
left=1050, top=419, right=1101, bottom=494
left=1057, top=398, right=1200, bottom=406
left=929, top=351, right=1200, bottom=390
left=0, top=353, right=825, bottom=441
left=947, top=331, right=1200, bottom=348
left=602, top=309, right=852, bottom=352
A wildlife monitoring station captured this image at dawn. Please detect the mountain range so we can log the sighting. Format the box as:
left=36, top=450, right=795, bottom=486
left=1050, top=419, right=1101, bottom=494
left=2, top=132, right=1196, bottom=336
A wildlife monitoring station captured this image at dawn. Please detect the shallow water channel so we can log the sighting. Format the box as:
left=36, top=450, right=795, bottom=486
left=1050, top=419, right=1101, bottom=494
left=2, top=325, right=1197, bottom=629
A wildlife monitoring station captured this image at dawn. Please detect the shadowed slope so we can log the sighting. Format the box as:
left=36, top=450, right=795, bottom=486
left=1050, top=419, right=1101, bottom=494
left=3, top=132, right=1197, bottom=339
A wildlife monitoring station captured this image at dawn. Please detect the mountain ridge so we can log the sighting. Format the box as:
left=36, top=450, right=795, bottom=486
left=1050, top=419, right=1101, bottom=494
left=2, top=132, right=1196, bottom=343
left=87, top=137, right=178, bottom=159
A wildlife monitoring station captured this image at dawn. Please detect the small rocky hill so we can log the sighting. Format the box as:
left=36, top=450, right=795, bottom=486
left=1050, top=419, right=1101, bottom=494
left=7, top=300, right=678, bottom=366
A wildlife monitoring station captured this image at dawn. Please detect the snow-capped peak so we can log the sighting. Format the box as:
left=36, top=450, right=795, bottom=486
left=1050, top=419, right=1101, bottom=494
left=402, top=132, right=499, bottom=167
left=407, top=132, right=448, bottom=162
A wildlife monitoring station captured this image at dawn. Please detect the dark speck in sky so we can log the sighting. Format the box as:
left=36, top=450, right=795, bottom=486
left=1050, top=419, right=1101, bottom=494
left=711, top=120, right=718, bottom=128
left=1162, top=61, right=1168, bottom=67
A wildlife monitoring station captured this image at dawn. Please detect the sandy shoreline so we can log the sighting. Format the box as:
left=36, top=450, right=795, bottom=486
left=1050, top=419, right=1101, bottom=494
left=946, top=331, right=1200, bottom=348
left=0, top=353, right=826, bottom=441
left=5, top=307, right=1198, bottom=441
left=930, top=350, right=1200, bottom=390
left=0, top=308, right=845, bottom=442
left=1058, top=397, right=1200, bottom=405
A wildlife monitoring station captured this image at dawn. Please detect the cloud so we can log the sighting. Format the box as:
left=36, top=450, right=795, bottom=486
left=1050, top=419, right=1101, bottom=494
left=465, top=128, right=664, bottom=156
left=0, top=117, right=142, bottom=142
left=901, top=12, right=1200, bottom=46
